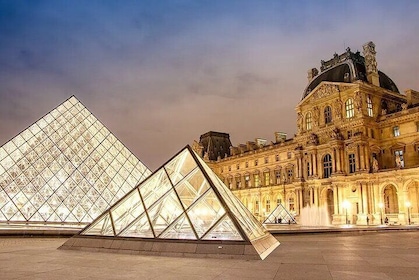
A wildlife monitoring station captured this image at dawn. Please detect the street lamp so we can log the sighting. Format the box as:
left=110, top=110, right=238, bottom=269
left=406, top=201, right=411, bottom=225
left=342, top=200, right=350, bottom=225
left=378, top=202, right=384, bottom=225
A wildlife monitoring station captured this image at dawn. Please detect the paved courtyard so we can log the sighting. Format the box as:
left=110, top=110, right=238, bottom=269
left=0, top=231, right=418, bottom=279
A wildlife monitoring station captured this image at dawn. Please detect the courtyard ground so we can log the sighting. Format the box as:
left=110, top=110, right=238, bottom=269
left=0, top=229, right=418, bottom=280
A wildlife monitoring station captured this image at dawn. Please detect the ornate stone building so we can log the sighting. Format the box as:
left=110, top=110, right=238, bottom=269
left=194, top=42, right=419, bottom=226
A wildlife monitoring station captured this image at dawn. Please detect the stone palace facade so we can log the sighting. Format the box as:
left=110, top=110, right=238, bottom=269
left=193, top=42, right=419, bottom=226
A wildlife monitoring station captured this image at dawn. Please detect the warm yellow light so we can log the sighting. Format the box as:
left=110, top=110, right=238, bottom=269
left=342, top=200, right=350, bottom=209
left=378, top=202, right=384, bottom=209
left=405, top=201, right=411, bottom=208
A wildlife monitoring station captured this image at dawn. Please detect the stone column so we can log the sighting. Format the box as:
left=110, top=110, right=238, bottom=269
left=360, top=144, right=366, bottom=171
left=313, top=152, right=318, bottom=177
left=333, top=185, right=339, bottom=215
left=314, top=187, right=319, bottom=206
left=335, top=148, right=341, bottom=173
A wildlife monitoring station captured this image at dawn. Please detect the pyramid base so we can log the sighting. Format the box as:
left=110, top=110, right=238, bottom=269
left=59, top=235, right=279, bottom=260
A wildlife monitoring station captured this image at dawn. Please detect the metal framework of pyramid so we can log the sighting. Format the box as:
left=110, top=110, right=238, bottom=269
left=61, top=146, right=279, bottom=260
left=0, top=96, right=151, bottom=227
left=263, top=203, right=297, bottom=225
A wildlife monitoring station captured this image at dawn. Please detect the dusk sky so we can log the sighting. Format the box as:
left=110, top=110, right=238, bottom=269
left=1, top=1, right=419, bottom=169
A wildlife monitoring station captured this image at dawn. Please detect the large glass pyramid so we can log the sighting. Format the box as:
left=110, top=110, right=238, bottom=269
left=0, top=96, right=151, bottom=227
left=263, top=203, right=297, bottom=225
left=62, top=146, right=279, bottom=260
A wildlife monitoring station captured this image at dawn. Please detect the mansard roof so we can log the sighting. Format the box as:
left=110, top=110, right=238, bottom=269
left=302, top=48, right=399, bottom=100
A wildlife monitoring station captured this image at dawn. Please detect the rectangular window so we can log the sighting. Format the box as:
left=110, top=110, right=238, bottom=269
left=255, top=159, right=258, bottom=166
left=367, top=95, right=374, bottom=117
left=347, top=130, right=352, bottom=139
left=254, top=174, right=260, bottom=187
left=228, top=166, right=231, bottom=171
left=245, top=162, right=249, bottom=168
left=307, top=162, right=311, bottom=177
left=275, top=171, right=281, bottom=184
left=288, top=197, right=295, bottom=211
left=287, top=168, right=293, bottom=182
left=275, top=154, right=279, bottom=162
left=287, top=152, right=292, bottom=159
left=277, top=198, right=281, bottom=206
left=228, top=178, right=232, bottom=189
left=236, top=163, right=240, bottom=170
left=264, top=157, right=269, bottom=164
left=349, top=153, right=356, bottom=173
left=393, top=126, right=400, bottom=137
left=416, top=122, right=419, bottom=132
left=370, top=129, right=375, bottom=139
left=266, top=200, right=271, bottom=213
left=264, top=172, right=270, bottom=186
left=255, top=201, right=259, bottom=215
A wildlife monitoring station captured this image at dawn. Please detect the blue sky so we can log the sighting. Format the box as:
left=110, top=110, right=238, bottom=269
left=1, top=0, right=419, bottom=169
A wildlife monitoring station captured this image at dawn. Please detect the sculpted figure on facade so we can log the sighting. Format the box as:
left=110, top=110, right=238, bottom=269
left=354, top=91, right=362, bottom=112
left=308, top=133, right=319, bottom=145
left=296, top=112, right=303, bottom=133
left=372, top=157, right=379, bottom=172
left=334, top=98, right=343, bottom=119
left=395, top=154, right=402, bottom=168
left=312, top=106, right=320, bottom=126
left=331, top=128, right=344, bottom=140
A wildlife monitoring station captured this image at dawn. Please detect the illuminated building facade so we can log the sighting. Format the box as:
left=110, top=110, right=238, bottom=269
left=195, top=42, right=419, bottom=226
left=61, top=146, right=279, bottom=260
left=0, top=96, right=151, bottom=227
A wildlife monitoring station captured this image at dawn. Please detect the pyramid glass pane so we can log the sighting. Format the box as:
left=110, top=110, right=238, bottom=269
left=110, top=190, right=145, bottom=235
left=83, top=213, right=114, bottom=236
left=159, top=214, right=196, bottom=239
left=195, top=152, right=267, bottom=241
left=0, top=96, right=150, bottom=227
left=139, top=169, right=173, bottom=209
left=165, top=149, right=197, bottom=185
left=202, top=215, right=243, bottom=241
left=119, top=212, right=154, bottom=238
left=174, top=168, right=210, bottom=209
left=186, top=189, right=225, bottom=238
left=148, top=190, right=184, bottom=237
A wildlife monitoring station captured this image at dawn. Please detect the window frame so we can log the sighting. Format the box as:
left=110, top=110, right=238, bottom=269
left=324, top=105, right=332, bottom=124
left=345, top=98, right=355, bottom=119
left=323, top=154, right=332, bottom=178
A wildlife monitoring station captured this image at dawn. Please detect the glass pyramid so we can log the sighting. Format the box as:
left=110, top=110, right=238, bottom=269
left=0, top=96, right=151, bottom=226
left=76, top=146, right=278, bottom=259
left=263, top=203, right=297, bottom=224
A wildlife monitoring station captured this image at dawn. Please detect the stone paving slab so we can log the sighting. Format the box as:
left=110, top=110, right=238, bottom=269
left=0, top=231, right=419, bottom=279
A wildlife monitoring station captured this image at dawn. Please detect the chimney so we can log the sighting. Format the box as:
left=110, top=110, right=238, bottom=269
left=275, top=132, right=287, bottom=143
left=362, top=41, right=380, bottom=86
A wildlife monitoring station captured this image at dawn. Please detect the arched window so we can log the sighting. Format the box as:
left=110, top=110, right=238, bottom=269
left=345, top=98, right=355, bottom=119
left=306, top=112, right=312, bottom=130
left=324, top=106, right=332, bottom=124
left=323, top=154, right=332, bottom=178
left=367, top=95, right=373, bottom=117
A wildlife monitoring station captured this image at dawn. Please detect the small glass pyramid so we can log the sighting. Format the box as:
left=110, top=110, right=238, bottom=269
left=263, top=203, right=297, bottom=224
left=0, top=96, right=151, bottom=226
left=73, top=146, right=279, bottom=259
